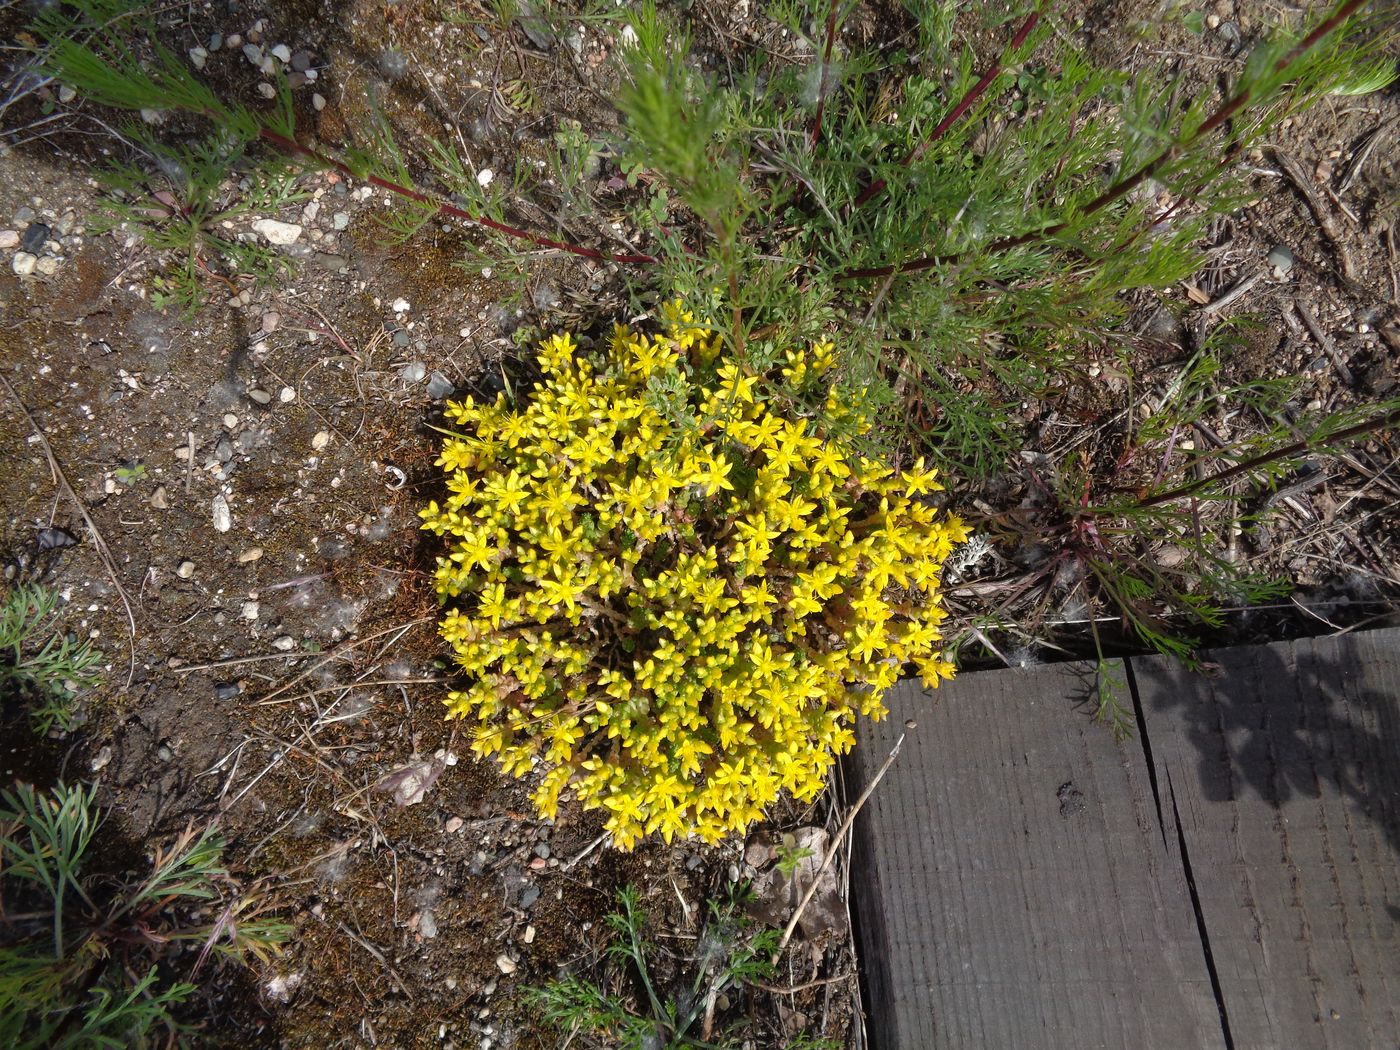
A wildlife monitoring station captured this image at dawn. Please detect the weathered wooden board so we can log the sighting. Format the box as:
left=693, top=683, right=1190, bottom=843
left=1132, top=630, right=1400, bottom=1050
left=850, top=663, right=1228, bottom=1050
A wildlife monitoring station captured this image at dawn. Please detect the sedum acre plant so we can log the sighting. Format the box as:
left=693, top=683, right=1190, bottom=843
left=420, top=306, right=968, bottom=849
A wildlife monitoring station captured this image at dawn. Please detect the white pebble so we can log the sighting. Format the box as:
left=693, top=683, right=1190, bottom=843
left=279, top=386, right=297, bottom=403
left=272, top=635, right=296, bottom=651
left=257, top=83, right=277, bottom=99
left=35, top=257, right=59, bottom=276
left=238, top=547, right=263, bottom=563
left=477, top=168, right=494, bottom=187
left=212, top=494, right=232, bottom=532
left=0, top=230, right=18, bottom=249
left=177, top=560, right=196, bottom=579
left=240, top=600, right=260, bottom=620
left=391, top=297, right=411, bottom=313
left=312, top=430, right=331, bottom=451
left=11, top=252, right=37, bottom=276
left=251, top=218, right=303, bottom=245
left=223, top=413, right=239, bottom=428
left=312, top=92, right=327, bottom=111
left=271, top=44, right=292, bottom=63
left=495, top=954, right=516, bottom=975
left=189, top=46, right=208, bottom=69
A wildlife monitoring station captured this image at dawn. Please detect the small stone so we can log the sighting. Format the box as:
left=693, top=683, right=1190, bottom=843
left=208, top=32, right=223, bottom=50
left=445, top=816, right=464, bottom=833
left=1267, top=244, right=1294, bottom=274
left=214, top=682, right=241, bottom=701
left=90, top=745, right=113, bottom=772
left=419, top=910, right=438, bottom=938
left=392, top=330, right=411, bottom=348
left=311, top=430, right=331, bottom=451
left=426, top=372, right=455, bottom=399
left=241, top=600, right=260, bottom=620
left=332, top=211, right=349, bottom=230
left=391, top=297, right=411, bottom=313
left=238, top=547, right=263, bottom=563
left=518, top=884, right=540, bottom=908
left=522, top=925, right=536, bottom=944
left=257, top=83, right=277, bottom=99
left=312, top=92, right=327, bottom=111
left=399, top=361, right=427, bottom=383
left=12, top=252, right=37, bottom=276
left=21, top=223, right=50, bottom=253
left=533, top=842, right=551, bottom=860
left=58, top=85, right=76, bottom=103
left=279, top=386, right=297, bottom=403
left=176, top=559, right=196, bottom=579
left=272, top=635, right=297, bottom=651
left=0, top=230, right=19, bottom=248
left=242, top=42, right=264, bottom=66
left=189, top=46, right=208, bottom=69
left=251, top=218, right=303, bottom=245
left=528, top=857, right=547, bottom=871
left=313, top=253, right=348, bottom=272
left=270, top=43, right=292, bottom=63
left=224, top=33, right=240, bottom=48
left=223, top=412, right=239, bottom=428
left=495, top=954, right=516, bottom=975
left=13, top=206, right=35, bottom=224
left=150, top=485, right=169, bottom=510
left=157, top=744, right=174, bottom=762
left=262, top=311, right=281, bottom=333
left=248, top=387, right=273, bottom=405
left=291, top=51, right=313, bottom=72
left=477, top=168, right=494, bottom=187
left=35, top=256, right=59, bottom=276
left=212, top=494, right=232, bottom=532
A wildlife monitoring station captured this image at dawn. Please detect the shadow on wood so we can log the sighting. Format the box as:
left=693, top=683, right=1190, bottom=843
left=850, top=628, right=1400, bottom=1050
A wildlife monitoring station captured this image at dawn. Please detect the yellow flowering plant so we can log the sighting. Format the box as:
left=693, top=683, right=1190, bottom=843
left=420, top=305, right=968, bottom=850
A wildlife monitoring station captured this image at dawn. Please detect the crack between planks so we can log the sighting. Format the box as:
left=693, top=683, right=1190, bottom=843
left=1167, top=767, right=1239, bottom=1050
left=1124, top=659, right=1168, bottom=850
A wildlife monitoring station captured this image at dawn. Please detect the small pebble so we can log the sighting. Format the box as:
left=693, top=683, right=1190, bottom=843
left=12, top=252, right=37, bottom=276
left=270, top=43, right=292, bottom=63
left=391, top=297, right=411, bottom=313
left=272, top=635, right=297, bottom=651
left=332, top=211, right=349, bottom=230
left=248, top=387, right=273, bottom=405
left=477, top=168, right=494, bottom=187
left=242, top=42, right=264, bottom=66
left=262, top=311, right=281, bottom=333
left=176, top=559, right=196, bottom=579
left=400, top=361, right=427, bottom=383
left=189, top=46, right=208, bottom=69
left=279, top=386, right=297, bottom=403
left=444, top=816, right=465, bottom=833
left=1267, top=244, right=1294, bottom=274
left=212, top=494, right=232, bottom=532
left=58, top=85, right=76, bottom=103
left=291, top=51, right=313, bottom=72
left=257, top=83, right=277, bottom=99
left=241, top=601, right=260, bottom=620
left=150, top=485, right=169, bottom=510
left=251, top=218, right=303, bottom=245
left=419, top=910, right=438, bottom=939
left=426, top=372, right=455, bottom=399
left=312, top=430, right=331, bottom=451
left=0, top=230, right=19, bottom=248
left=495, top=955, right=516, bottom=975
left=238, top=547, right=263, bottom=563
left=214, top=682, right=241, bottom=701
left=224, top=412, right=239, bottom=428
left=522, top=925, right=536, bottom=944
left=35, top=256, right=59, bottom=276
left=312, top=92, right=327, bottom=111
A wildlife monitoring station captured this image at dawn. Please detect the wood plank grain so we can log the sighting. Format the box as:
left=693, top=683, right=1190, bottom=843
left=850, top=662, right=1226, bottom=1049
left=1130, top=629, right=1400, bottom=1050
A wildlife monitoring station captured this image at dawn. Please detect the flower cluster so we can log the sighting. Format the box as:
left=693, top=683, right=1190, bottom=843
left=420, top=306, right=968, bottom=849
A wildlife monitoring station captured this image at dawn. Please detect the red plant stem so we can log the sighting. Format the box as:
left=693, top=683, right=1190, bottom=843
left=850, top=1, right=1048, bottom=210
left=843, top=0, right=1366, bottom=280
left=1125, top=406, right=1400, bottom=511
left=256, top=128, right=659, bottom=265
left=809, top=0, right=844, bottom=148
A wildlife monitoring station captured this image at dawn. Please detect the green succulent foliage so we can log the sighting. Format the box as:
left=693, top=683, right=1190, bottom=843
left=0, top=782, right=290, bottom=1049
left=0, top=584, right=104, bottom=735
